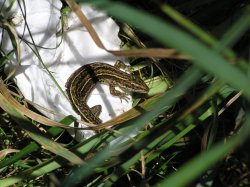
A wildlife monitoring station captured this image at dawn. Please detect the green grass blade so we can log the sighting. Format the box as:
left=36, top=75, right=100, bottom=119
left=84, top=1, right=250, bottom=100
left=156, top=114, right=250, bottom=187
left=104, top=82, right=234, bottom=185
left=0, top=142, right=39, bottom=169
left=161, top=4, right=216, bottom=47
left=61, top=66, right=202, bottom=186
left=0, top=16, right=21, bottom=65
left=0, top=116, right=75, bottom=169
left=216, top=8, right=250, bottom=49
left=0, top=129, right=116, bottom=186
left=0, top=93, right=83, bottom=165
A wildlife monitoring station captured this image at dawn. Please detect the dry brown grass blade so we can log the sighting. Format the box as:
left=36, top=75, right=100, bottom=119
left=0, top=149, right=19, bottom=160
left=0, top=92, right=84, bottom=164
left=0, top=79, right=73, bottom=129
left=0, top=78, right=153, bottom=130
left=81, top=94, right=163, bottom=130
left=2, top=1, right=173, bottom=131
left=8, top=89, right=97, bottom=128
left=66, top=0, right=105, bottom=49
left=66, top=0, right=188, bottom=60
left=109, top=48, right=189, bottom=59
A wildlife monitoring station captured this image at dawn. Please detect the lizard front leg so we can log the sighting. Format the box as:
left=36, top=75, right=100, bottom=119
left=109, top=84, right=129, bottom=102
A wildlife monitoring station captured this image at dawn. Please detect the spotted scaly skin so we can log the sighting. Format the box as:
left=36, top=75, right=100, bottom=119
left=65, top=61, right=148, bottom=125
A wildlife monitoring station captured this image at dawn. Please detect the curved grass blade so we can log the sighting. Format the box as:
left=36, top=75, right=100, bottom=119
left=0, top=79, right=74, bottom=128
left=86, top=0, right=250, bottom=100
left=0, top=129, right=112, bottom=186
left=103, top=83, right=235, bottom=185
left=156, top=114, right=250, bottom=187
left=0, top=115, right=75, bottom=169
left=0, top=93, right=83, bottom=165
left=61, top=67, right=202, bottom=186
left=0, top=16, right=21, bottom=65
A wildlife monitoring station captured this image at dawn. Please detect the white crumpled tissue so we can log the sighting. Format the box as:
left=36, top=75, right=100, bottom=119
left=1, top=0, right=133, bottom=141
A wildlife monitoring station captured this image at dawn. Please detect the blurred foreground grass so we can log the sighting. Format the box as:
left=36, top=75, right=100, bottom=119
left=0, top=0, right=250, bottom=186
